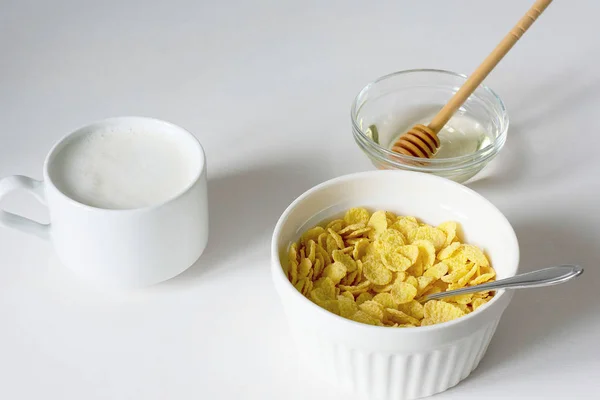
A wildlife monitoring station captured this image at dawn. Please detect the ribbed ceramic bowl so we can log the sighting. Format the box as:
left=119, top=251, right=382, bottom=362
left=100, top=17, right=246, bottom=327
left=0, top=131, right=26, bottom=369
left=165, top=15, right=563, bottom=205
left=271, top=170, right=519, bottom=400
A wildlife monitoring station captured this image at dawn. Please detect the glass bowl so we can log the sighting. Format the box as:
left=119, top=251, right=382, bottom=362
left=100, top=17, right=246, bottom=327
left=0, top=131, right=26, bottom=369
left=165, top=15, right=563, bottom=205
left=351, top=69, right=509, bottom=183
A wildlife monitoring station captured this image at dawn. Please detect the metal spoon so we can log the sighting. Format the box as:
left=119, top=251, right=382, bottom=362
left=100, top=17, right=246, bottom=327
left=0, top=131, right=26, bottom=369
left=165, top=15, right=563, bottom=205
left=424, top=264, right=584, bottom=302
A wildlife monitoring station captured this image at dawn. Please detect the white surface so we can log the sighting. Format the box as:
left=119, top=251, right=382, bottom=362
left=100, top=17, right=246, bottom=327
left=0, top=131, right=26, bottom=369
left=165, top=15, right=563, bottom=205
left=0, top=0, right=598, bottom=398
left=271, top=171, right=519, bottom=399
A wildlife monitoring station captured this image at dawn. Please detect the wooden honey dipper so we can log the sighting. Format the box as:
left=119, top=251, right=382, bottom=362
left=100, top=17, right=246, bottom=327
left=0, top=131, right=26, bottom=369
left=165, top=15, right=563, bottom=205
left=392, top=0, right=553, bottom=159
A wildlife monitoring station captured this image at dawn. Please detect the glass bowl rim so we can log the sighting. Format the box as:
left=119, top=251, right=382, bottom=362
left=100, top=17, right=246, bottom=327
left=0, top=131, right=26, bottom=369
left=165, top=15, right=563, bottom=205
left=350, top=68, right=509, bottom=166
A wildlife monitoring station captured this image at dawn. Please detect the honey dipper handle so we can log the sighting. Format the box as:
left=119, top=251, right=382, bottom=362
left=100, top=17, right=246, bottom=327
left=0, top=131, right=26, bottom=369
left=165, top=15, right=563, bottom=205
left=428, top=0, right=553, bottom=133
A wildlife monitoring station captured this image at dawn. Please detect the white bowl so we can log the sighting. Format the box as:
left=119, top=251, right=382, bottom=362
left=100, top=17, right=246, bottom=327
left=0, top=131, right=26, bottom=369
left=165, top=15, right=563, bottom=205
left=271, top=170, right=519, bottom=400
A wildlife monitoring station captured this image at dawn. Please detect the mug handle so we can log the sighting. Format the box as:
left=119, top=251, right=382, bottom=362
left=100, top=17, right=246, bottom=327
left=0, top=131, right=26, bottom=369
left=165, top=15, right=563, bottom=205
left=0, top=175, right=50, bottom=240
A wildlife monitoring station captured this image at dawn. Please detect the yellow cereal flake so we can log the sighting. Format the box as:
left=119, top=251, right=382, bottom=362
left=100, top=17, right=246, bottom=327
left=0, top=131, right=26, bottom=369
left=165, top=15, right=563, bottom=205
left=344, top=208, right=371, bottom=226
left=423, top=262, right=449, bottom=280
left=473, top=291, right=492, bottom=299
left=338, top=280, right=371, bottom=295
left=451, top=302, right=471, bottom=314
left=340, top=246, right=354, bottom=254
left=345, top=227, right=372, bottom=239
left=325, top=235, right=339, bottom=255
left=327, top=228, right=345, bottom=249
left=443, top=293, right=473, bottom=305
left=298, top=257, right=312, bottom=279
left=461, top=244, right=490, bottom=268
left=301, top=226, right=325, bottom=244
left=354, top=260, right=364, bottom=285
left=338, top=223, right=366, bottom=236
left=287, top=209, right=495, bottom=328
left=455, top=263, right=479, bottom=288
left=385, top=211, right=397, bottom=222
left=294, top=278, right=307, bottom=293
left=367, top=211, right=388, bottom=238
left=372, top=272, right=405, bottom=293
left=322, top=261, right=347, bottom=285
left=471, top=272, right=496, bottom=285
left=372, top=292, right=397, bottom=309
left=397, top=300, right=425, bottom=320
left=390, top=217, right=419, bottom=238
left=341, top=270, right=358, bottom=286
left=405, top=275, right=418, bottom=289
left=359, top=300, right=385, bottom=321
left=307, top=240, right=316, bottom=264
left=437, top=221, right=457, bottom=247
left=444, top=252, right=469, bottom=273
left=319, top=300, right=340, bottom=315
left=391, top=282, right=418, bottom=304
left=377, top=229, right=406, bottom=249
left=317, top=232, right=329, bottom=250
left=424, top=300, right=465, bottom=324
left=353, top=238, right=370, bottom=261
left=381, top=251, right=413, bottom=272
left=437, top=242, right=461, bottom=260
left=288, top=242, right=298, bottom=263
left=385, top=308, right=420, bottom=326
left=362, top=259, right=393, bottom=285
left=408, top=225, right=446, bottom=251
left=441, top=264, right=472, bottom=284
left=337, top=295, right=359, bottom=317
left=326, top=219, right=345, bottom=232
left=418, top=286, right=442, bottom=300
left=311, top=277, right=336, bottom=298
left=313, top=257, right=324, bottom=280
left=472, top=298, right=487, bottom=311
left=340, top=291, right=354, bottom=299
left=398, top=245, right=419, bottom=264
left=303, top=279, right=314, bottom=296
left=433, top=279, right=448, bottom=291
left=356, top=292, right=373, bottom=305
left=417, top=276, right=436, bottom=295
left=345, top=238, right=361, bottom=246
left=413, top=240, right=436, bottom=270
left=289, top=262, right=300, bottom=285
left=350, top=310, right=383, bottom=326
left=407, top=259, right=424, bottom=277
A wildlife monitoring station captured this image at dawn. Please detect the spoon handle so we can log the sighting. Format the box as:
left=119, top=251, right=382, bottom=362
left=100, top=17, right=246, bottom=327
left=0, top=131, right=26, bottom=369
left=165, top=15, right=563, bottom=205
left=424, top=265, right=584, bottom=301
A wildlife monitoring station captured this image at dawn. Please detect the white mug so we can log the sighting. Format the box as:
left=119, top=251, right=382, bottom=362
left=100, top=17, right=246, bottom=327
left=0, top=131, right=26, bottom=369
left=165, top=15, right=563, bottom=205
left=0, top=117, right=209, bottom=288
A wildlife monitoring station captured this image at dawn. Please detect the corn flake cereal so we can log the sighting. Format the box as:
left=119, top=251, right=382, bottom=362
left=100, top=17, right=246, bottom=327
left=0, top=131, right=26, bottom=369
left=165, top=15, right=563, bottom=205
left=391, top=282, right=417, bottom=304
left=437, top=242, right=461, bottom=260
left=372, top=292, right=397, bottom=309
left=356, top=292, right=373, bottom=305
left=424, top=301, right=465, bottom=324
left=363, top=259, right=393, bottom=285
left=368, top=211, right=388, bottom=238
left=322, top=262, right=347, bottom=285
left=437, top=221, right=457, bottom=247
left=287, top=208, right=496, bottom=327
left=344, top=207, right=371, bottom=226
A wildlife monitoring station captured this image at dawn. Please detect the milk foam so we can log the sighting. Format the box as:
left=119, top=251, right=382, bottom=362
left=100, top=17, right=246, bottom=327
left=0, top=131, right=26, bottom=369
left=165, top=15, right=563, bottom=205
left=49, top=129, right=199, bottom=209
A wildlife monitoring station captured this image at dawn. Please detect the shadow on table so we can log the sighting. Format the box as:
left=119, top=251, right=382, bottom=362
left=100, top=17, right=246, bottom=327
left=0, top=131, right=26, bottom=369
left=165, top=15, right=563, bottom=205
left=469, top=216, right=598, bottom=378
left=168, top=157, right=326, bottom=284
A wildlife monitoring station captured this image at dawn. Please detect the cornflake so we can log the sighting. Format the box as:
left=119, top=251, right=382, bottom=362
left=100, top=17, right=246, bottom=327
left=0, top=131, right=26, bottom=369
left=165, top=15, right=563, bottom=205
left=286, top=208, right=496, bottom=327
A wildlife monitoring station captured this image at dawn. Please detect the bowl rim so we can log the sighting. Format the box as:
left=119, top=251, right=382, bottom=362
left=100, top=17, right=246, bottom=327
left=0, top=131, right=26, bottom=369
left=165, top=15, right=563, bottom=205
left=350, top=68, right=509, bottom=166
left=271, top=170, right=520, bottom=333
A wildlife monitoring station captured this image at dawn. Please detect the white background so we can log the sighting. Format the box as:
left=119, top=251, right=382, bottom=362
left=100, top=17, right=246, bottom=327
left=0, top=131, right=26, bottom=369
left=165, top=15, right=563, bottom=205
left=1, top=0, right=599, bottom=399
